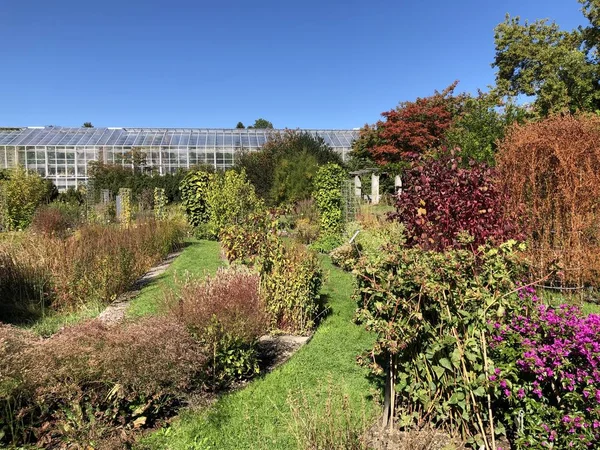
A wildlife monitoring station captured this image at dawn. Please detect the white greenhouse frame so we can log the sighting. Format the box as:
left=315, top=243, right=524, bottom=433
left=0, top=127, right=359, bottom=190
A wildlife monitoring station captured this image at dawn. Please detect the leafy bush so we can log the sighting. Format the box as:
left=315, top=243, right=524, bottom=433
left=219, top=212, right=276, bottom=264
left=498, top=114, right=600, bottom=287
left=491, top=287, right=600, bottom=449
left=236, top=130, right=343, bottom=205
left=0, top=167, right=54, bottom=231
left=180, top=169, right=212, bottom=227
left=390, top=153, right=521, bottom=251
left=166, top=267, right=267, bottom=388
left=118, top=187, right=132, bottom=226
left=205, top=169, right=264, bottom=238
left=288, top=198, right=321, bottom=244
left=260, top=239, right=323, bottom=334
left=154, top=187, right=167, bottom=220
left=271, top=150, right=320, bottom=204
left=354, top=239, right=526, bottom=446
left=313, top=163, right=347, bottom=237
left=0, top=317, right=207, bottom=447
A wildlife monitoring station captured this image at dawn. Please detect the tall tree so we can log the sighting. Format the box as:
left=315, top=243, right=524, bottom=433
left=351, top=82, right=462, bottom=166
left=235, top=122, right=245, bottom=129
left=492, top=2, right=600, bottom=115
left=248, top=118, right=274, bottom=129
left=82, top=122, right=94, bottom=128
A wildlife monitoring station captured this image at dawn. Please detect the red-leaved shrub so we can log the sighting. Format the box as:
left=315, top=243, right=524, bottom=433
left=391, top=153, right=521, bottom=251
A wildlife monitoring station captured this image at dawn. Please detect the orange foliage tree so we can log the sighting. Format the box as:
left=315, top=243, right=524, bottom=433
left=497, top=114, right=600, bottom=287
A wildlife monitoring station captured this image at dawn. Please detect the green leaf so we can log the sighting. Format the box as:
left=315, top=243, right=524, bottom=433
left=439, top=358, right=453, bottom=371
left=432, top=365, right=445, bottom=379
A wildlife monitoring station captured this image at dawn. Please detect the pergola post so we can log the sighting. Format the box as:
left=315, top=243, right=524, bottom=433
left=371, top=173, right=380, bottom=205
left=394, top=175, right=402, bottom=195
left=354, top=175, right=362, bottom=197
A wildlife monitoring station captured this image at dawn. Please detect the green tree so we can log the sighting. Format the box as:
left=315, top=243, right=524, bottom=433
left=248, top=118, right=274, bottom=129
left=235, top=130, right=342, bottom=205
left=492, top=3, right=600, bottom=115
left=445, top=93, right=530, bottom=165
left=0, top=167, right=52, bottom=230
left=82, top=122, right=93, bottom=128
left=235, top=122, right=245, bottom=129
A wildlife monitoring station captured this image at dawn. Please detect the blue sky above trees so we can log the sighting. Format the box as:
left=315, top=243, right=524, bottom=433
left=0, top=0, right=586, bottom=129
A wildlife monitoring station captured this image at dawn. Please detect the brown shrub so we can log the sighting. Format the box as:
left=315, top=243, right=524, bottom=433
left=0, top=317, right=207, bottom=447
left=497, top=114, right=600, bottom=286
left=30, top=204, right=78, bottom=237
left=166, top=267, right=267, bottom=386
left=0, top=219, right=186, bottom=320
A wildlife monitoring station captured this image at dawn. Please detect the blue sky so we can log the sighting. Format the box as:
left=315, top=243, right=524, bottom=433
left=0, top=0, right=587, bottom=129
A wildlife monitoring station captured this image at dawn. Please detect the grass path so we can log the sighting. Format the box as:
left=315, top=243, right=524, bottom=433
left=127, top=239, right=226, bottom=318
left=140, top=255, right=377, bottom=450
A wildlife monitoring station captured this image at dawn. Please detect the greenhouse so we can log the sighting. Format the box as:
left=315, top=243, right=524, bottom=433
left=0, top=127, right=359, bottom=189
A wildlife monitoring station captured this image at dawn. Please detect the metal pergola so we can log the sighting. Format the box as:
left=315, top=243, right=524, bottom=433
left=0, top=127, right=359, bottom=190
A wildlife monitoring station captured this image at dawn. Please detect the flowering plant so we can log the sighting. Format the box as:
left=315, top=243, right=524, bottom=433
left=491, top=286, right=600, bottom=449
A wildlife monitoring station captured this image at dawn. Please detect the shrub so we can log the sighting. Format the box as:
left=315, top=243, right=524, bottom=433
left=390, top=152, right=521, bottom=251
left=219, top=212, right=276, bottom=264
left=497, top=114, right=600, bottom=287
left=354, top=239, right=526, bottom=446
left=118, top=187, right=132, bottom=226
left=154, top=187, right=167, bottom=220
left=260, top=239, right=323, bottom=334
left=490, top=287, right=600, bottom=449
left=313, top=163, right=347, bottom=237
left=180, top=169, right=212, bottom=227
left=0, top=167, right=53, bottom=231
left=30, top=203, right=80, bottom=237
left=289, top=198, right=321, bottom=244
left=88, top=161, right=187, bottom=203
left=166, top=267, right=267, bottom=388
left=236, top=130, right=343, bottom=205
left=0, top=317, right=207, bottom=447
left=56, top=186, right=85, bottom=206
left=0, top=220, right=186, bottom=320
left=205, top=169, right=264, bottom=238
left=270, top=150, right=320, bottom=204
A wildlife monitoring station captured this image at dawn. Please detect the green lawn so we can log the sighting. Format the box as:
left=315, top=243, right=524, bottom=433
left=127, top=238, right=227, bottom=318
left=139, top=256, right=378, bottom=450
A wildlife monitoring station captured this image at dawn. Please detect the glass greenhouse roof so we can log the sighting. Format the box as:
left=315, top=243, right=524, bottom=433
left=0, top=127, right=359, bottom=148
